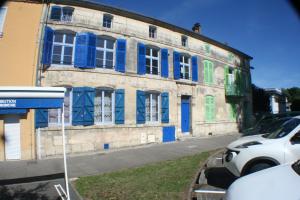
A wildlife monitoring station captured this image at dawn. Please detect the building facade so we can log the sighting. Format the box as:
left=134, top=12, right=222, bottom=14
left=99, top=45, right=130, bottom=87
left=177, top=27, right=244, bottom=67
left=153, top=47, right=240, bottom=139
left=0, top=0, right=253, bottom=160
left=265, top=88, right=290, bottom=114
left=0, top=0, right=43, bottom=160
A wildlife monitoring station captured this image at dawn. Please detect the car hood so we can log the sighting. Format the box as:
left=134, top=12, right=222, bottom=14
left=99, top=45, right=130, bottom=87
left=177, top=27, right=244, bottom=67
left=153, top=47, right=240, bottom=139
left=227, top=163, right=300, bottom=200
left=227, top=135, right=268, bottom=149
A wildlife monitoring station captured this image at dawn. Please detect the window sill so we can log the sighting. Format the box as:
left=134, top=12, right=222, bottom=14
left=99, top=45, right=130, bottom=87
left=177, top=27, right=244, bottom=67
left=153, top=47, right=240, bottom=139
left=175, top=79, right=197, bottom=86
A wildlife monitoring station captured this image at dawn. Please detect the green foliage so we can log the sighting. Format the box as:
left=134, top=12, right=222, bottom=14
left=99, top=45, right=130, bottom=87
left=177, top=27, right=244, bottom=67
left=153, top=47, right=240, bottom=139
left=75, top=151, right=213, bottom=200
left=282, top=87, right=300, bottom=111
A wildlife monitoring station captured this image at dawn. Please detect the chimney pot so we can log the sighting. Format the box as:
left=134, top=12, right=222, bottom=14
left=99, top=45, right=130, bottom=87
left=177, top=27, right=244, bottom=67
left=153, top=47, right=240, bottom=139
left=192, top=23, right=201, bottom=34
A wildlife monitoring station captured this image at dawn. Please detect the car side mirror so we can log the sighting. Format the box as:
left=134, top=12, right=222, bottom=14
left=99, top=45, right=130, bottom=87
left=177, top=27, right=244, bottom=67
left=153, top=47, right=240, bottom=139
left=290, top=133, right=300, bottom=145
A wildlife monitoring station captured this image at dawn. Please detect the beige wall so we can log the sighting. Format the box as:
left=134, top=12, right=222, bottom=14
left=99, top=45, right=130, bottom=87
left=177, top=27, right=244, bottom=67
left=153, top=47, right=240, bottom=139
left=0, top=1, right=43, bottom=160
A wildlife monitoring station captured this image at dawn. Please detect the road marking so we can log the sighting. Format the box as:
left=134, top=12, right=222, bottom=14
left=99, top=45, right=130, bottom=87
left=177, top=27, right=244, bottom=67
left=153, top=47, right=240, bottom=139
left=54, top=184, right=67, bottom=200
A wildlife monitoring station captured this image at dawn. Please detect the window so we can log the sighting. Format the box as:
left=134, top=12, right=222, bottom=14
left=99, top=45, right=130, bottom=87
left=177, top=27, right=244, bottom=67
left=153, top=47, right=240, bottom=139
left=205, top=44, right=211, bottom=54
left=52, top=31, right=75, bottom=65
left=146, top=93, right=160, bottom=122
left=181, top=36, right=187, bottom=47
left=204, top=60, right=214, bottom=85
left=180, top=55, right=190, bottom=79
left=205, top=95, right=215, bottom=122
left=49, top=88, right=72, bottom=125
left=96, top=36, right=115, bottom=69
left=94, top=89, right=114, bottom=124
left=146, top=47, right=159, bottom=75
left=50, top=6, right=74, bottom=22
left=149, top=26, right=157, bottom=38
left=0, top=7, right=7, bottom=36
left=228, top=103, right=237, bottom=121
left=103, top=14, right=113, bottom=28
left=228, top=68, right=235, bottom=85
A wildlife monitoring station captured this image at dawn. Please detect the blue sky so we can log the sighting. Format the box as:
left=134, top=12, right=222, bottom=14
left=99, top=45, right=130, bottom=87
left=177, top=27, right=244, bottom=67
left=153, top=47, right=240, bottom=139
left=93, top=0, right=300, bottom=89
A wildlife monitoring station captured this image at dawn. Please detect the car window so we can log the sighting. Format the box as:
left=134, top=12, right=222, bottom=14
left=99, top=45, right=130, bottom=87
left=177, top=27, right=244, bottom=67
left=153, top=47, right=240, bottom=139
left=262, top=118, right=300, bottom=139
left=261, top=118, right=291, bottom=134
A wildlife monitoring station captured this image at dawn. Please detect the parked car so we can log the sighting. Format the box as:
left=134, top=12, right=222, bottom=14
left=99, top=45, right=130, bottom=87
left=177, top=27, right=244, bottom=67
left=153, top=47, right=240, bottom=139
left=243, top=116, right=291, bottom=136
left=226, top=160, right=300, bottom=200
left=223, top=116, right=300, bottom=177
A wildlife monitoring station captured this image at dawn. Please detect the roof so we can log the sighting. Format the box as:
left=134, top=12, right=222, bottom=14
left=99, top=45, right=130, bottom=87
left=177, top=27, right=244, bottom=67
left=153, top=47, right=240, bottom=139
left=49, top=0, right=252, bottom=59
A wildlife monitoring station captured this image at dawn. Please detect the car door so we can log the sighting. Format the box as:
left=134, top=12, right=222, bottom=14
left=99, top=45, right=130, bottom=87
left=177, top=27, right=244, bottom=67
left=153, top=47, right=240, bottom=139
left=285, top=130, right=300, bottom=163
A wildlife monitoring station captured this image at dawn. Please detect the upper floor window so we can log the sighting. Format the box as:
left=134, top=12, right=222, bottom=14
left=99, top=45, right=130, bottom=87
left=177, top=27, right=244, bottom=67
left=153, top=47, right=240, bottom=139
left=103, top=14, right=113, bottom=28
left=204, top=60, right=214, bottom=85
left=146, top=92, right=160, bottom=122
left=0, top=7, right=7, bottom=36
left=50, top=6, right=74, bottom=22
left=96, top=36, right=115, bottom=69
left=228, top=68, right=235, bottom=85
left=180, top=55, right=190, bottom=80
left=181, top=36, right=188, bottom=47
left=149, top=26, right=157, bottom=38
left=49, top=88, right=72, bottom=125
left=94, top=89, right=114, bottom=124
left=52, top=31, right=75, bottom=65
left=205, top=44, right=211, bottom=54
left=146, top=46, right=159, bottom=75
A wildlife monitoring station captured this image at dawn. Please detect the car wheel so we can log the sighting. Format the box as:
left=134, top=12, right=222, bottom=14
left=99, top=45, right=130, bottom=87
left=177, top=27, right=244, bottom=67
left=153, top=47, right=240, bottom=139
left=246, top=163, right=273, bottom=175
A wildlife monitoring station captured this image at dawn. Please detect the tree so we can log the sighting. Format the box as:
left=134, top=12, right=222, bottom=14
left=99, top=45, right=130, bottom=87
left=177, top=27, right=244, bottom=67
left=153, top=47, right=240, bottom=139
left=282, top=87, right=300, bottom=111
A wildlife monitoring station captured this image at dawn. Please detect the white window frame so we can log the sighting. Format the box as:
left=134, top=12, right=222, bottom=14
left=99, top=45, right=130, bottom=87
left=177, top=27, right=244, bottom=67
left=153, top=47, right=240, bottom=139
left=146, top=47, right=160, bottom=75
left=228, top=68, right=235, bottom=85
left=0, top=7, right=8, bottom=37
left=95, top=37, right=115, bottom=69
left=146, top=93, right=160, bottom=123
left=94, top=89, right=115, bottom=125
left=51, top=32, right=75, bottom=66
left=149, top=26, right=157, bottom=38
left=180, top=55, right=191, bottom=80
left=48, top=88, right=73, bottom=126
left=103, top=14, right=113, bottom=28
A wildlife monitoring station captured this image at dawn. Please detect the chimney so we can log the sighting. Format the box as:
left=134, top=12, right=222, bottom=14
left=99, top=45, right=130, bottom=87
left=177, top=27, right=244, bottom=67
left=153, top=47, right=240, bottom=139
left=192, top=23, right=201, bottom=34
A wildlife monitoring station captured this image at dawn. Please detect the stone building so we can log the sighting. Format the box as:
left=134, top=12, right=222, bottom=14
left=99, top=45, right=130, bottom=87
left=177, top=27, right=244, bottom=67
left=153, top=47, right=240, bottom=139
left=0, top=0, right=253, bottom=160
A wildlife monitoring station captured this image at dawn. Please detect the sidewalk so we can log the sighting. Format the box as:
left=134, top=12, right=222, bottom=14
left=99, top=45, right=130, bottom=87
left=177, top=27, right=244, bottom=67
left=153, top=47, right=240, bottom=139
left=0, top=134, right=239, bottom=180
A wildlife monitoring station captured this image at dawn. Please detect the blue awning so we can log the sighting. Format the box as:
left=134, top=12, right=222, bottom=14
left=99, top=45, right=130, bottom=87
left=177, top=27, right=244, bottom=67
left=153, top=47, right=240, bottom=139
left=0, top=109, right=28, bottom=115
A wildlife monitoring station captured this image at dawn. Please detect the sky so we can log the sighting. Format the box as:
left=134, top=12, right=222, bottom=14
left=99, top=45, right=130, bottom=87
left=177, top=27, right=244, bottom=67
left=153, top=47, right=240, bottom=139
left=92, top=0, right=300, bottom=89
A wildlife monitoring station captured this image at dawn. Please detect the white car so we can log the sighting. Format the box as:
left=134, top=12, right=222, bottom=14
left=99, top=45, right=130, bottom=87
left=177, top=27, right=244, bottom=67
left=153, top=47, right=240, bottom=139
left=223, top=116, right=300, bottom=177
left=226, top=160, right=300, bottom=200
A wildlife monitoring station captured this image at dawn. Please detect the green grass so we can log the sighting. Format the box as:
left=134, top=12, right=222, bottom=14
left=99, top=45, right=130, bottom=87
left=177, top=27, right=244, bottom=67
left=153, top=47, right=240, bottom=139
left=75, top=151, right=214, bottom=200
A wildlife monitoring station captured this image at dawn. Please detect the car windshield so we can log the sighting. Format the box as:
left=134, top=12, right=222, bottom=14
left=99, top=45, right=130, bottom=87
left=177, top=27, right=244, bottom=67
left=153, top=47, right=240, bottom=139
left=260, top=118, right=291, bottom=134
left=262, top=118, right=300, bottom=139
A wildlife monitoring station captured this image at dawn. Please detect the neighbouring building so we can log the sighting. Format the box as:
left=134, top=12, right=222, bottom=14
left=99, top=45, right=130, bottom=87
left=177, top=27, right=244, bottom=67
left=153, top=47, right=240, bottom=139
left=0, top=0, right=43, bottom=160
left=265, top=88, right=290, bottom=114
left=0, top=0, right=253, bottom=160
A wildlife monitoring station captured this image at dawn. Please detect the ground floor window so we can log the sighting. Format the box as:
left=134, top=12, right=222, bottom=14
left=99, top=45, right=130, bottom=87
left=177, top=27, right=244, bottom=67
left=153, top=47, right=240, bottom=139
left=228, top=102, right=237, bottom=121
left=48, top=88, right=72, bottom=125
left=205, top=95, right=215, bottom=122
left=146, top=93, right=160, bottom=122
left=94, top=89, right=114, bottom=124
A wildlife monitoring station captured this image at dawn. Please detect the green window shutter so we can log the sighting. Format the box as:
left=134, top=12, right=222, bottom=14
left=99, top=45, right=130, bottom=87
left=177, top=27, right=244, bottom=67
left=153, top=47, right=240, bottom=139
left=205, top=96, right=215, bottom=122
left=224, top=66, right=229, bottom=86
left=210, top=96, right=215, bottom=121
left=205, top=96, right=210, bottom=121
left=229, top=103, right=237, bottom=121
left=204, top=61, right=208, bottom=84
left=209, top=62, right=214, bottom=84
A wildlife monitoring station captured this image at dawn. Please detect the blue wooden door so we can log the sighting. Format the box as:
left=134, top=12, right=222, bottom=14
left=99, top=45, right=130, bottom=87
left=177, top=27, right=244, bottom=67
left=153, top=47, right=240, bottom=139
left=181, top=97, right=190, bottom=133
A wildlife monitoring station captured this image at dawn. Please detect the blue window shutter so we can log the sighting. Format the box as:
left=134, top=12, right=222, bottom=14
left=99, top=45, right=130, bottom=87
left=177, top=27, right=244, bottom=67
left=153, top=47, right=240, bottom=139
left=72, top=87, right=85, bottom=126
left=161, top=92, right=169, bottom=123
left=137, top=43, right=146, bottom=75
left=87, top=33, right=96, bottom=68
left=173, top=51, right=180, bottom=80
left=74, top=33, right=88, bottom=68
left=192, top=56, right=198, bottom=82
left=83, top=87, right=95, bottom=126
left=41, top=26, right=54, bottom=66
left=50, top=6, right=61, bottom=21
left=35, top=109, right=48, bottom=128
left=115, top=89, right=125, bottom=124
left=116, top=39, right=126, bottom=73
left=161, top=48, right=168, bottom=78
left=136, top=90, right=145, bottom=124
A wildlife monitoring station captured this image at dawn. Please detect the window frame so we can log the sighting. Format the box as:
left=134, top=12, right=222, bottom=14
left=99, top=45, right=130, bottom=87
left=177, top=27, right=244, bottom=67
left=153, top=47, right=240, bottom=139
left=180, top=54, right=191, bottom=80
left=145, top=92, right=161, bottom=123
left=145, top=46, right=160, bottom=75
left=149, top=26, right=157, bottom=38
left=48, top=88, right=73, bottom=126
left=0, top=7, right=8, bottom=37
left=228, top=68, right=235, bottom=85
left=181, top=36, right=188, bottom=47
left=103, top=14, right=113, bottom=28
left=94, top=89, right=115, bottom=125
left=95, top=36, right=116, bottom=69
left=51, top=30, right=76, bottom=66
